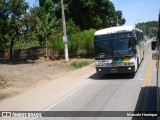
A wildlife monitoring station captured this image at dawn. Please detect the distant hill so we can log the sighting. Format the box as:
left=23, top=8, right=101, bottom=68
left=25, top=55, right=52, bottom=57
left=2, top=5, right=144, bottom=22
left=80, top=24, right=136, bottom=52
left=135, top=21, right=158, bottom=38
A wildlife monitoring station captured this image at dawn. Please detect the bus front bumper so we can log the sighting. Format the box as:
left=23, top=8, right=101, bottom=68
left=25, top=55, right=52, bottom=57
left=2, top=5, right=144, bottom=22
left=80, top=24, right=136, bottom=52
left=96, top=66, right=135, bottom=74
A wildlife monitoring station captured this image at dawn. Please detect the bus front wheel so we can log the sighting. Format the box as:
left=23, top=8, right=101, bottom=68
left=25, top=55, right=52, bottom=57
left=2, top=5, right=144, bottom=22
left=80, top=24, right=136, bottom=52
left=134, top=59, right=139, bottom=73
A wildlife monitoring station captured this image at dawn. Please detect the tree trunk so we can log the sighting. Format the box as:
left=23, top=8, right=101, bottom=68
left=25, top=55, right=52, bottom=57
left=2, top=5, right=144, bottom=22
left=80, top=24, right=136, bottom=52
left=44, top=35, right=48, bottom=61
left=45, top=40, right=48, bottom=59
left=10, top=39, right=14, bottom=60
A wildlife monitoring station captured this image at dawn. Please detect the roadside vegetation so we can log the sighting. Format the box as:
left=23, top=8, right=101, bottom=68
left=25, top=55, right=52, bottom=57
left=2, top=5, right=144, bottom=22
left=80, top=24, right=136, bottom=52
left=0, top=93, right=9, bottom=100
left=0, top=58, right=94, bottom=100
left=0, top=0, right=126, bottom=60
left=71, top=59, right=94, bottom=68
left=0, top=76, right=9, bottom=100
left=136, top=21, right=158, bottom=38
left=0, top=0, right=158, bottom=101
left=0, top=1, right=158, bottom=60
left=0, top=76, right=8, bottom=88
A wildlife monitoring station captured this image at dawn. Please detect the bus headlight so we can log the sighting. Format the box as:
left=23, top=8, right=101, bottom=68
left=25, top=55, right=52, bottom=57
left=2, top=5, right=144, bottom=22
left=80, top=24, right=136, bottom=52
left=95, top=61, right=102, bottom=65
left=124, top=62, right=134, bottom=66
left=128, top=62, right=134, bottom=65
left=124, top=63, right=127, bottom=66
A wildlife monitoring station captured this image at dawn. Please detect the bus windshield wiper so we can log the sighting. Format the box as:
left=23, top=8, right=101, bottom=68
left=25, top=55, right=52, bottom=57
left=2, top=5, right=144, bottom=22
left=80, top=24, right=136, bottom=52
left=97, top=53, right=112, bottom=58
left=99, top=53, right=105, bottom=58
left=113, top=51, right=124, bottom=58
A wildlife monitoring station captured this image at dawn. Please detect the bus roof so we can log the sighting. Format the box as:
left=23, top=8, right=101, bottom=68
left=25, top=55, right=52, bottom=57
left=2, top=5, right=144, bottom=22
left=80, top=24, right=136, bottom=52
left=94, top=26, right=142, bottom=36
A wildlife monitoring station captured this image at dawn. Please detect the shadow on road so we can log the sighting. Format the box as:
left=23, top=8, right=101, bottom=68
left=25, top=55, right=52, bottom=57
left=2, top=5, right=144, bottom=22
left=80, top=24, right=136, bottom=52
left=152, top=53, right=157, bottom=60
left=132, top=86, right=157, bottom=120
left=89, top=72, right=135, bottom=80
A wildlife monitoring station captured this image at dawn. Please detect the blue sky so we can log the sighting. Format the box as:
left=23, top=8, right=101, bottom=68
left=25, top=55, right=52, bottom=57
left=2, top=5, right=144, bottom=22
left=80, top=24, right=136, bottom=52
left=25, top=0, right=38, bottom=7
left=26, top=0, right=159, bottom=27
left=110, top=0, right=160, bottom=26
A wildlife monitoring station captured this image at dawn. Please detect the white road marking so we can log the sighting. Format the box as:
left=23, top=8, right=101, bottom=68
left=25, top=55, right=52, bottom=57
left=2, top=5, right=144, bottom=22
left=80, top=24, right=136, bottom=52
left=30, top=81, right=89, bottom=120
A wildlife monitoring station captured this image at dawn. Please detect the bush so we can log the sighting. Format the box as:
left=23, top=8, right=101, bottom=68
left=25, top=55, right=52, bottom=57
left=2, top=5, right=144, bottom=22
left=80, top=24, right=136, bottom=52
left=49, top=19, right=81, bottom=57
left=49, top=36, right=64, bottom=55
left=0, top=76, right=8, bottom=88
left=71, top=60, right=93, bottom=68
left=0, top=93, right=9, bottom=100
left=69, top=29, right=96, bottom=57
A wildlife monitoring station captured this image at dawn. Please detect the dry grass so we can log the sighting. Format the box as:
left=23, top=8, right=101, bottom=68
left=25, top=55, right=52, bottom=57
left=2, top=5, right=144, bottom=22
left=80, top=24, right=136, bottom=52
left=0, top=58, right=94, bottom=101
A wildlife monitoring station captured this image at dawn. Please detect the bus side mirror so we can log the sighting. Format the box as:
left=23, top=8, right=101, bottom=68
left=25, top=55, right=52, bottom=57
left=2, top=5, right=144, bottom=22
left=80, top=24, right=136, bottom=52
left=135, top=41, right=138, bottom=45
left=133, top=37, right=137, bottom=45
left=151, top=41, right=156, bottom=50
left=134, top=49, right=137, bottom=54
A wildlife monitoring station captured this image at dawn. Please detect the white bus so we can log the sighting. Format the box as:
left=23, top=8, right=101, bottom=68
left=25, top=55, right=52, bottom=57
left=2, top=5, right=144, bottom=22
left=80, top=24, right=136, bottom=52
left=94, top=26, right=145, bottom=74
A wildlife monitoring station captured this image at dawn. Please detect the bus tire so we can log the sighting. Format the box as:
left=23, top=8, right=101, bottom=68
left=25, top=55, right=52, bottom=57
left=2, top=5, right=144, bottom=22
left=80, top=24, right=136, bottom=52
left=137, top=58, right=140, bottom=68
left=134, top=62, right=137, bottom=73
left=142, top=50, right=145, bottom=60
left=134, top=59, right=139, bottom=73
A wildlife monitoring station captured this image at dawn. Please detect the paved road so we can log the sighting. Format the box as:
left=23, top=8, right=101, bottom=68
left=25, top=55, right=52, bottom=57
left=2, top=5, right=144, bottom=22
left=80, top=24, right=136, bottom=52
left=35, top=41, right=157, bottom=120
left=0, top=41, right=156, bottom=120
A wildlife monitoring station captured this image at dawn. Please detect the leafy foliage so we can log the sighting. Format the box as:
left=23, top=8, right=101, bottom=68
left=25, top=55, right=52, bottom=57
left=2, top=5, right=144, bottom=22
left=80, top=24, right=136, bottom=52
left=71, top=60, right=93, bottom=68
left=69, top=29, right=96, bottom=57
left=0, top=0, right=9, bottom=50
left=49, top=19, right=81, bottom=56
left=0, top=76, right=8, bottom=88
left=54, top=0, right=126, bottom=30
left=0, top=93, right=9, bottom=100
left=0, top=0, right=126, bottom=60
left=136, top=21, right=158, bottom=38
left=0, top=0, right=29, bottom=59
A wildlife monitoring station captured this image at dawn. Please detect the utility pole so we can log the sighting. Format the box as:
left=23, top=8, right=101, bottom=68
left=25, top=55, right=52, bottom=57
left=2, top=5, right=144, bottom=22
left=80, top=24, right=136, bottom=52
left=61, top=0, right=69, bottom=62
left=116, top=16, right=119, bottom=26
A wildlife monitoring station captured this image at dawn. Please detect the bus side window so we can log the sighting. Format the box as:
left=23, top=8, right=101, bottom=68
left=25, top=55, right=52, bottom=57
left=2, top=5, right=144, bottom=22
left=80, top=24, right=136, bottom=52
left=137, top=32, right=140, bottom=41
left=135, top=31, right=139, bottom=41
left=140, top=33, right=144, bottom=41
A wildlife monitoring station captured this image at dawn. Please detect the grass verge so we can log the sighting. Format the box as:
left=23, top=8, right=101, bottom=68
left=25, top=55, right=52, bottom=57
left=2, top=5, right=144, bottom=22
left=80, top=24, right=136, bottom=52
left=0, top=76, right=8, bottom=88
left=0, top=93, right=9, bottom=100
left=71, top=59, right=94, bottom=68
left=0, top=76, right=9, bottom=100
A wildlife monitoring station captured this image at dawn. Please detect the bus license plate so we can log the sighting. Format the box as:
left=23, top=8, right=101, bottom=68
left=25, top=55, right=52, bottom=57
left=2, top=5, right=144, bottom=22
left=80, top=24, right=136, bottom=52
left=110, top=68, right=118, bottom=73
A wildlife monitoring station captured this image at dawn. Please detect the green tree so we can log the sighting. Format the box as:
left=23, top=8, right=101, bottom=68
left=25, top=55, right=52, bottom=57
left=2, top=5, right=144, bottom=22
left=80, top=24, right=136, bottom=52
left=49, top=19, right=80, bottom=57
left=36, top=10, right=61, bottom=59
left=0, top=0, right=9, bottom=50
left=39, top=0, right=46, bottom=7
left=53, top=0, right=125, bottom=30
left=69, top=29, right=96, bottom=57
left=12, top=9, right=41, bottom=50
left=110, top=10, right=126, bottom=26
left=3, top=0, right=29, bottom=59
left=39, top=0, right=55, bottom=13
left=136, top=21, right=158, bottom=38
left=28, top=7, right=44, bottom=45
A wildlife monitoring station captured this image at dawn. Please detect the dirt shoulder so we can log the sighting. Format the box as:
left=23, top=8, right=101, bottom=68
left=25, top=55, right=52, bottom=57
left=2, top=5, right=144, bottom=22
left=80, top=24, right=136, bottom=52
left=0, top=58, right=94, bottom=101
left=0, top=58, right=96, bottom=111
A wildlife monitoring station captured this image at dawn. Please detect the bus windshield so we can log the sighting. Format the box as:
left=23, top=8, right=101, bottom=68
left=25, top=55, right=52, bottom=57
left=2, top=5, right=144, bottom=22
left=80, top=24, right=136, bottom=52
left=95, top=37, right=135, bottom=58
left=95, top=40, right=112, bottom=58
left=112, top=38, right=135, bottom=57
